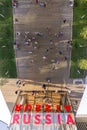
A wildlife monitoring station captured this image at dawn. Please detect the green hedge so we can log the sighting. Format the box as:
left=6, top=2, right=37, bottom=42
left=0, top=0, right=17, bottom=78
left=70, top=0, right=87, bottom=78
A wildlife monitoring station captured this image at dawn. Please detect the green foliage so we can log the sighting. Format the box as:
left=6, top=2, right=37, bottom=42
left=70, top=0, right=87, bottom=78
left=78, top=59, right=87, bottom=70
left=80, top=0, right=87, bottom=4
left=74, top=42, right=79, bottom=48
left=70, top=61, right=84, bottom=78
left=80, top=27, right=87, bottom=39
left=0, top=0, right=17, bottom=78
left=74, top=0, right=79, bottom=7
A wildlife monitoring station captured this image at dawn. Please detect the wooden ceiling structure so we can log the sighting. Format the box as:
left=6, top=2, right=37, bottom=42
left=13, top=90, right=73, bottom=113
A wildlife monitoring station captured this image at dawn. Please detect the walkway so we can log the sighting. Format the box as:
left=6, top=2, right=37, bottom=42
left=13, top=0, right=73, bottom=84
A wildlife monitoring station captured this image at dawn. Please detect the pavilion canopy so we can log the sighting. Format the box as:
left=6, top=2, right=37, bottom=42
left=76, top=86, right=87, bottom=117
left=0, top=90, right=11, bottom=128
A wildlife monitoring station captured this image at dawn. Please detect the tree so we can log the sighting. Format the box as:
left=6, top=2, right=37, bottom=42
left=80, top=27, right=87, bottom=39
left=78, top=59, right=87, bottom=70
left=80, top=0, right=87, bottom=3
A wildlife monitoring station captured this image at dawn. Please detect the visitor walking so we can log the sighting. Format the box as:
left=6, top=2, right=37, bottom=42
left=63, top=19, right=66, bottom=23
left=36, top=0, right=39, bottom=4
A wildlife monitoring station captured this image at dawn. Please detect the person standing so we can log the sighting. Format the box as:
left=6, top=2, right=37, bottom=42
left=63, top=19, right=66, bottom=23
left=36, top=0, right=39, bottom=4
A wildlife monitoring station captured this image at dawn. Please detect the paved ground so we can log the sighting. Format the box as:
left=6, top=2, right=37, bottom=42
left=13, top=0, right=73, bottom=84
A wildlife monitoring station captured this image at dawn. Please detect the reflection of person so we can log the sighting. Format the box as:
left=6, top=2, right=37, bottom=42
left=42, top=84, right=46, bottom=89
left=16, top=80, right=21, bottom=87
left=39, top=2, right=46, bottom=7
left=63, top=19, right=66, bottom=23
left=36, top=0, right=38, bottom=4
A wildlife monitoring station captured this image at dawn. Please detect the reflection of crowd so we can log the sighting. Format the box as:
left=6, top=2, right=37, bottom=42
left=15, top=25, right=71, bottom=70
left=16, top=80, right=25, bottom=87
left=14, top=0, right=72, bottom=82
